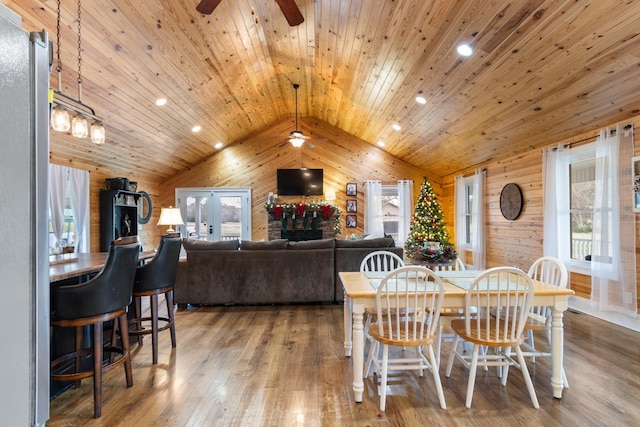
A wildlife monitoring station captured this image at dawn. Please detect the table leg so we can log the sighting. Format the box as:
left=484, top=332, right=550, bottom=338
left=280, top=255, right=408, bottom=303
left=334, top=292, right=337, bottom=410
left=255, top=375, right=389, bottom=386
left=343, top=294, right=352, bottom=357
left=352, top=301, right=365, bottom=402
left=551, top=303, right=566, bottom=398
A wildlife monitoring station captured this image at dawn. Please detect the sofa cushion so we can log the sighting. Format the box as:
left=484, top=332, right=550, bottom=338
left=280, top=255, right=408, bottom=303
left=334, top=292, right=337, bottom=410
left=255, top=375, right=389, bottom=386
left=182, top=238, right=239, bottom=251
left=240, top=239, right=288, bottom=250
left=287, top=239, right=336, bottom=250
left=334, top=236, right=395, bottom=248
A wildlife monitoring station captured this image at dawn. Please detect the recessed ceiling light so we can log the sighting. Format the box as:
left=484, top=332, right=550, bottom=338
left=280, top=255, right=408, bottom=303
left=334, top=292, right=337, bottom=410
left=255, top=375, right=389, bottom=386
left=377, top=140, right=385, bottom=147
left=192, top=125, right=202, bottom=133
left=155, top=98, right=167, bottom=106
left=392, top=123, right=401, bottom=131
left=416, top=95, right=427, bottom=104
left=214, top=142, right=223, bottom=149
left=457, top=43, right=473, bottom=57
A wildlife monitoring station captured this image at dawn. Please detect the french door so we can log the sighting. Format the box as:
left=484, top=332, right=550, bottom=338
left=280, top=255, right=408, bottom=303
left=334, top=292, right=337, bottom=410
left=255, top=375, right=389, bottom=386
left=176, top=188, right=251, bottom=241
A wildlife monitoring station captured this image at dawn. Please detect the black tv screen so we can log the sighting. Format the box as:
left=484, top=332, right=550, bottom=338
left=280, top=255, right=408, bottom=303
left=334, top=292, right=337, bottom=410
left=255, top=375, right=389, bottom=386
left=277, top=168, right=324, bottom=196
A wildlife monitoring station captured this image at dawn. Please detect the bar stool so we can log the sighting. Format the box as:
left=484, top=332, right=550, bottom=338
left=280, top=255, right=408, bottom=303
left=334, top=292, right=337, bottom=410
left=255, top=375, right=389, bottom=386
left=50, top=236, right=140, bottom=418
left=129, top=232, right=182, bottom=364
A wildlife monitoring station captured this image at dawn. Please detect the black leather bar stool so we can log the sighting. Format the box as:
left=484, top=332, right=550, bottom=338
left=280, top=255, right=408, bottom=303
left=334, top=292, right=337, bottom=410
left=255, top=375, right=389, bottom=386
left=129, top=232, right=182, bottom=364
left=50, top=236, right=140, bottom=418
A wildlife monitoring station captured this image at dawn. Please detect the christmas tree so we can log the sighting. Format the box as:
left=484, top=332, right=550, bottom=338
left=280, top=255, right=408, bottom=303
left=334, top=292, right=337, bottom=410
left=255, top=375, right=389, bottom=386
left=404, top=178, right=457, bottom=263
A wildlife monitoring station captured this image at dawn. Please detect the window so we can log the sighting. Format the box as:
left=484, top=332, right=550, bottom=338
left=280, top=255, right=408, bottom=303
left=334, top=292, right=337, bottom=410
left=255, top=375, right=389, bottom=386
left=381, top=185, right=399, bottom=241
left=48, top=165, right=89, bottom=254
left=464, top=180, right=474, bottom=245
left=48, top=182, right=76, bottom=250
left=569, top=157, right=595, bottom=261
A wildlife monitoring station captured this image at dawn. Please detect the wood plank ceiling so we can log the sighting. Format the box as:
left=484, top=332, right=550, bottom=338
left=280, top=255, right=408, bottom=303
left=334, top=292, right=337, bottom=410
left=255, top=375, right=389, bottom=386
left=7, top=0, right=640, bottom=181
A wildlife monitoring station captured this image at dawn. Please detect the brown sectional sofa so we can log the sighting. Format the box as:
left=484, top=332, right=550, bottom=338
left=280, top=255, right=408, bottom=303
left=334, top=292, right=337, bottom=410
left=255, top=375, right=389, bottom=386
left=174, top=236, right=403, bottom=306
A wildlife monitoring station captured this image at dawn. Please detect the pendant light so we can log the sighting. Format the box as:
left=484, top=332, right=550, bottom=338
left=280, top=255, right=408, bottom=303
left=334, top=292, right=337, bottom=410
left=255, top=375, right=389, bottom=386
left=51, top=0, right=106, bottom=145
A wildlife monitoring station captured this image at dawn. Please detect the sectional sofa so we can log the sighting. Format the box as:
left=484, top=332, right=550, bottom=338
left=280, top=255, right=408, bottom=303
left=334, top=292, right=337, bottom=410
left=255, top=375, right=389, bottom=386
left=173, top=236, right=403, bottom=306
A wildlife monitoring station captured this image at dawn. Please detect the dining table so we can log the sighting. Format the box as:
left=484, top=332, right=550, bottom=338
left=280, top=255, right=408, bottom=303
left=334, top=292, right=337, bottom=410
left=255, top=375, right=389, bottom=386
left=339, top=269, right=575, bottom=403
left=50, top=251, right=157, bottom=283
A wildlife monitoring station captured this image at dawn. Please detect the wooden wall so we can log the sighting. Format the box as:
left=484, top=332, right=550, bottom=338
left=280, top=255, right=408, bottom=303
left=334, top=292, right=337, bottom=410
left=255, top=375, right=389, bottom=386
left=49, top=155, right=162, bottom=253
left=159, top=118, right=432, bottom=241
left=440, top=115, right=640, bottom=305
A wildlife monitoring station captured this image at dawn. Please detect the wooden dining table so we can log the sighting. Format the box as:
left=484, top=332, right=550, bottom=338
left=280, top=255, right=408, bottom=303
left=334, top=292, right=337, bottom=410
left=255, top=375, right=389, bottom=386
left=339, top=270, right=575, bottom=403
left=49, top=251, right=157, bottom=283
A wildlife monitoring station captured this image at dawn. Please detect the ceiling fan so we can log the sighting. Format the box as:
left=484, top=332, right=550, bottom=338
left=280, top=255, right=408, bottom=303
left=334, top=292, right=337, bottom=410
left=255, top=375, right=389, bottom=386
left=196, top=0, right=304, bottom=26
left=279, top=83, right=327, bottom=148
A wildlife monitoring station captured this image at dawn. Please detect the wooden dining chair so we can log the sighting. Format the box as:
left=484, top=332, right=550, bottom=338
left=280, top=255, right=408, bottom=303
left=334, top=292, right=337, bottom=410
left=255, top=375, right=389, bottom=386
left=368, top=266, right=447, bottom=411
left=524, top=256, right=569, bottom=387
left=360, top=250, right=405, bottom=377
left=444, top=266, right=539, bottom=409
left=431, top=257, right=466, bottom=367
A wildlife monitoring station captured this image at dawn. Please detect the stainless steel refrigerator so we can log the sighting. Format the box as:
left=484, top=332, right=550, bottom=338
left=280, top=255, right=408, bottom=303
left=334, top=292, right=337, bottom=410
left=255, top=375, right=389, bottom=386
left=0, top=5, right=51, bottom=426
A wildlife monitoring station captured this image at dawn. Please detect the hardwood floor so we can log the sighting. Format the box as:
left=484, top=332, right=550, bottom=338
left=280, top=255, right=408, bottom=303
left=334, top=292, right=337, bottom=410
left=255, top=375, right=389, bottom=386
left=47, top=304, right=640, bottom=426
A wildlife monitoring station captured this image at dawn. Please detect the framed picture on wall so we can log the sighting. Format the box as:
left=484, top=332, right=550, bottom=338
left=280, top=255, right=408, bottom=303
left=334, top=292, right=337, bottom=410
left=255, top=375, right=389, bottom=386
left=346, top=215, right=357, bottom=228
left=346, top=199, right=357, bottom=212
left=346, top=183, right=357, bottom=196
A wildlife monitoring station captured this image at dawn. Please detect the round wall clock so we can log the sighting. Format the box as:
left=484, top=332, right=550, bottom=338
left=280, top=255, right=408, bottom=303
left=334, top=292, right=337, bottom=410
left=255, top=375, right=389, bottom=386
left=500, top=183, right=523, bottom=220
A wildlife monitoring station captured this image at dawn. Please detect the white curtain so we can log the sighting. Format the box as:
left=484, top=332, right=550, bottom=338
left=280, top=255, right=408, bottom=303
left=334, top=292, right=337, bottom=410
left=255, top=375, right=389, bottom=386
left=542, top=145, right=571, bottom=260
left=454, top=174, right=467, bottom=254
left=364, top=180, right=384, bottom=236
left=48, top=164, right=67, bottom=249
left=68, top=168, right=90, bottom=253
left=591, top=124, right=636, bottom=315
left=396, top=180, right=413, bottom=247
left=471, top=168, right=486, bottom=270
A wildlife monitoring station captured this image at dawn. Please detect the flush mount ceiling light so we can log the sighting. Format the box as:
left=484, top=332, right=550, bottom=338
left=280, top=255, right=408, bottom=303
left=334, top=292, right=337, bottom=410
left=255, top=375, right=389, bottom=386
left=377, top=140, right=386, bottom=147
left=456, top=43, right=473, bottom=57
left=192, top=125, right=202, bottom=133
left=214, top=142, right=224, bottom=149
left=392, top=123, right=402, bottom=131
left=155, top=98, right=167, bottom=106
left=51, top=0, right=105, bottom=145
left=416, top=92, right=427, bottom=104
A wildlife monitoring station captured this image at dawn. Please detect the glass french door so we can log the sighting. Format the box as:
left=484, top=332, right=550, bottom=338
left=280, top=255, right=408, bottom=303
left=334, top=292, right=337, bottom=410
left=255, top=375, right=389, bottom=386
left=176, top=188, right=251, bottom=241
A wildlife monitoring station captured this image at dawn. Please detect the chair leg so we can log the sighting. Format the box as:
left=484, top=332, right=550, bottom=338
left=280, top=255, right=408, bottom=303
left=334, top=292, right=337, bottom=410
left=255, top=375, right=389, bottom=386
left=364, top=340, right=378, bottom=378
left=134, top=296, right=144, bottom=347
left=379, top=344, right=389, bottom=412
left=150, top=294, right=159, bottom=364
left=427, top=345, right=447, bottom=409
left=166, top=290, right=177, bottom=348
left=445, top=335, right=459, bottom=377
left=515, top=346, right=539, bottom=408
left=465, top=344, right=480, bottom=409
left=118, top=313, right=133, bottom=388
left=92, top=322, right=103, bottom=418
left=435, top=318, right=442, bottom=368
left=74, top=326, right=83, bottom=389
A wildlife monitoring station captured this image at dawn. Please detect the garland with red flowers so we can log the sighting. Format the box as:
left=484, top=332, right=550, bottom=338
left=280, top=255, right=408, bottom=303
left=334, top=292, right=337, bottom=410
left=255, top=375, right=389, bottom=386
left=265, top=202, right=342, bottom=235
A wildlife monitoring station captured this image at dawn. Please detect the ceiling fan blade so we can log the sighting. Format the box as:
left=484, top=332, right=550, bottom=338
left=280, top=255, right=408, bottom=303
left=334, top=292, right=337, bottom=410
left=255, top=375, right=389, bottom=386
left=275, top=0, right=305, bottom=26
left=305, top=141, right=315, bottom=149
left=307, top=135, right=327, bottom=142
left=196, top=0, right=223, bottom=15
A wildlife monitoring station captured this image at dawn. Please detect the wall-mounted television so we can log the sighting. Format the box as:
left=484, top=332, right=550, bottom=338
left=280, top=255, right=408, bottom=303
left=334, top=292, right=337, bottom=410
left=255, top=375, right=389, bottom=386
left=277, top=168, right=324, bottom=196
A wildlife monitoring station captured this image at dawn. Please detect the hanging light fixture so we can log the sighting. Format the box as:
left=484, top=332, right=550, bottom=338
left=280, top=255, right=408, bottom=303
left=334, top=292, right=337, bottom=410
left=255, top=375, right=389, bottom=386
left=51, top=0, right=106, bottom=144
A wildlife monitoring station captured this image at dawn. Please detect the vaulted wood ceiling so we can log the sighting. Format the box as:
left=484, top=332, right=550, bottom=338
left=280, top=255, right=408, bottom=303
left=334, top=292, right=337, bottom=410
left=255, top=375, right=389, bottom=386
left=8, top=0, right=640, bottom=181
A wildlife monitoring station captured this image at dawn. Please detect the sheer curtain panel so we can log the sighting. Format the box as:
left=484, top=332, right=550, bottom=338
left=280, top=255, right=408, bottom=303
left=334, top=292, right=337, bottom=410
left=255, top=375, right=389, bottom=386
left=68, top=167, right=89, bottom=253
left=542, top=145, right=571, bottom=260
left=454, top=175, right=467, bottom=254
left=364, top=181, right=384, bottom=236
left=396, top=180, right=413, bottom=247
left=471, top=169, right=486, bottom=270
left=591, top=124, right=636, bottom=315
left=48, top=164, right=67, bottom=249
